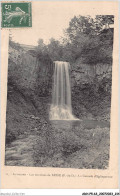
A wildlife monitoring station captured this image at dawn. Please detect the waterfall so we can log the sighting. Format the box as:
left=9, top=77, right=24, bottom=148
left=50, top=61, right=78, bottom=120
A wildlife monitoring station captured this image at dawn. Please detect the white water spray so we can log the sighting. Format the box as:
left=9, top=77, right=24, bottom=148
left=50, top=61, right=78, bottom=120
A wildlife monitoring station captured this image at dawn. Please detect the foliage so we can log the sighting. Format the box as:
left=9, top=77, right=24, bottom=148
left=36, top=15, right=114, bottom=65
left=47, top=38, right=63, bottom=61
left=37, top=39, right=47, bottom=54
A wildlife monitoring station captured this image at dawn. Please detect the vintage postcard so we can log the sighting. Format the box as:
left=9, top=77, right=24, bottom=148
left=1, top=1, right=119, bottom=189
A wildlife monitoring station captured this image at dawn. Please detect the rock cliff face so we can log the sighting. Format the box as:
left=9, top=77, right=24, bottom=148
left=70, top=58, right=112, bottom=119
left=6, top=44, right=53, bottom=143
left=8, top=45, right=53, bottom=98
left=71, top=58, right=112, bottom=88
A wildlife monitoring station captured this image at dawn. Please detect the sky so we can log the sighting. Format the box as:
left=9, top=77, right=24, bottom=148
left=10, top=1, right=114, bottom=46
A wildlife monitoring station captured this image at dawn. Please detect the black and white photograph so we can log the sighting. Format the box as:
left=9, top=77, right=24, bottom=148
left=5, top=3, right=114, bottom=170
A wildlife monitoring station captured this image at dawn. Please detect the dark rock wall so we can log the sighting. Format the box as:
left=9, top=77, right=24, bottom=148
left=71, top=58, right=112, bottom=119
left=8, top=46, right=53, bottom=98
left=6, top=44, right=54, bottom=144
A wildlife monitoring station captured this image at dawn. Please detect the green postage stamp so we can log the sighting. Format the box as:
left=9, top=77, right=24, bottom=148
left=1, top=2, right=32, bottom=28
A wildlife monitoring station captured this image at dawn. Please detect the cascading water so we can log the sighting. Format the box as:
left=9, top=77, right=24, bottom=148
left=50, top=61, right=78, bottom=120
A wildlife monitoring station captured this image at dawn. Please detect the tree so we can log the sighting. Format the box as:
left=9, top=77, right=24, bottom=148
left=63, top=15, right=114, bottom=64
left=37, top=39, right=47, bottom=54
left=65, top=15, right=96, bottom=42
left=47, top=38, right=63, bottom=61
left=35, top=15, right=114, bottom=64
left=95, top=15, right=114, bottom=30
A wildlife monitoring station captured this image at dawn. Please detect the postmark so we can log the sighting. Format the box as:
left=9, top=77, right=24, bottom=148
left=1, top=2, right=32, bottom=28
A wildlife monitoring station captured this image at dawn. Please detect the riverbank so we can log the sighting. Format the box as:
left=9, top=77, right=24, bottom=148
left=5, top=118, right=109, bottom=169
